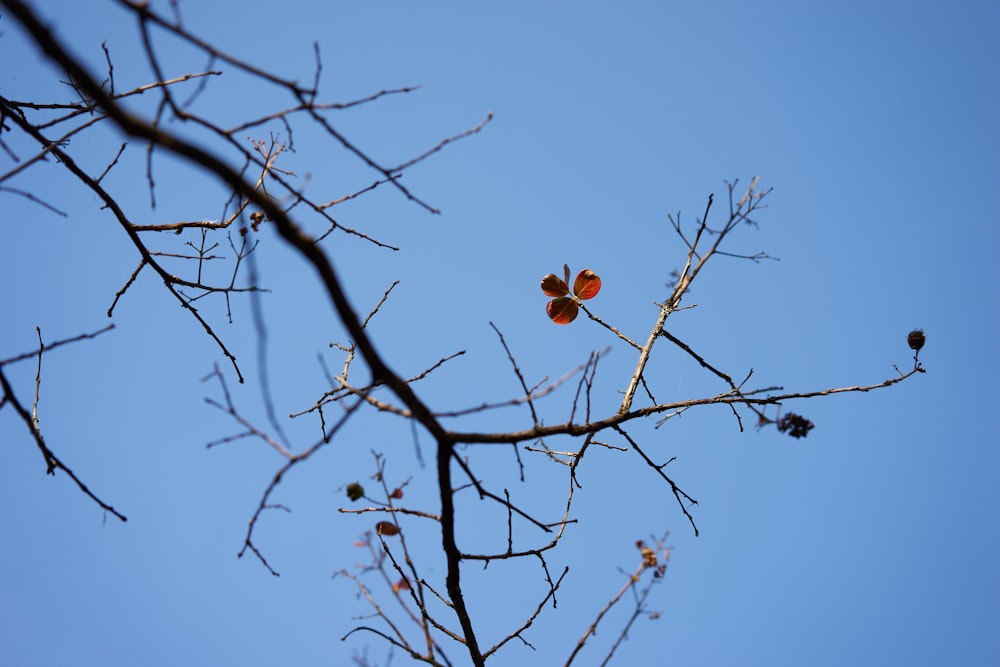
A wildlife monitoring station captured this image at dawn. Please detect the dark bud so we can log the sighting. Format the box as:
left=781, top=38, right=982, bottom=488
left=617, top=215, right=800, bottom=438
left=907, top=329, right=926, bottom=351
left=346, top=482, right=364, bottom=501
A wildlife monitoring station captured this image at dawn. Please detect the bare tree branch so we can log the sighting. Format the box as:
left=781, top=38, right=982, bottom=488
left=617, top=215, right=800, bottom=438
left=1, top=2, right=926, bottom=663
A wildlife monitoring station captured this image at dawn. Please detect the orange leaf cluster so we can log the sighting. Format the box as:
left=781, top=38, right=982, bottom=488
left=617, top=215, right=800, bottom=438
left=540, top=264, right=601, bottom=324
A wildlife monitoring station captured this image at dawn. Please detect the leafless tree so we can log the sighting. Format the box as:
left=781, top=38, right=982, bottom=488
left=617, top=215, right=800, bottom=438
left=0, top=2, right=926, bottom=665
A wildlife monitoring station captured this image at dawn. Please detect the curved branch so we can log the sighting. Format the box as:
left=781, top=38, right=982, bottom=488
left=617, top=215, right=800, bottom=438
left=2, top=2, right=485, bottom=661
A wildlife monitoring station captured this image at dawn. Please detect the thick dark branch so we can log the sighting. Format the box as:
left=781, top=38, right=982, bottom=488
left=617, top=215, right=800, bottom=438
left=2, top=4, right=486, bottom=659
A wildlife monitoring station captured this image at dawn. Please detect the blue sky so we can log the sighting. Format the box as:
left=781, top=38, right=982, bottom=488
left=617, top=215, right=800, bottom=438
left=2, top=1, right=998, bottom=665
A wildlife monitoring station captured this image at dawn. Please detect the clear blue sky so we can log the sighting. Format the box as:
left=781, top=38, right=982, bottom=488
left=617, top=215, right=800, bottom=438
left=2, top=1, right=998, bottom=665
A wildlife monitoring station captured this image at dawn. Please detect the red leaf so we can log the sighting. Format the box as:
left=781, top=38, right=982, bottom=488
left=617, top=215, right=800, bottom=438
left=546, top=297, right=579, bottom=324
left=390, top=487, right=403, bottom=499
left=573, top=269, right=601, bottom=300
left=541, top=273, right=569, bottom=297
left=375, top=521, right=400, bottom=536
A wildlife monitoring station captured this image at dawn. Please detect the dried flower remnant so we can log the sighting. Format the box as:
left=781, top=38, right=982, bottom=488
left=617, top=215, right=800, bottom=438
left=907, top=329, right=926, bottom=351
left=776, top=413, right=815, bottom=439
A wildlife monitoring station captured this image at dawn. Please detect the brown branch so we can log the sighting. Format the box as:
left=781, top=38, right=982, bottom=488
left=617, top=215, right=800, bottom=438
left=0, top=327, right=126, bottom=521
left=0, top=185, right=68, bottom=216
left=448, top=362, right=925, bottom=445
left=390, top=112, right=494, bottom=173
left=489, top=322, right=541, bottom=426
left=0, top=324, right=115, bottom=367
left=597, top=536, right=670, bottom=666
left=2, top=4, right=928, bottom=664
left=564, top=534, right=669, bottom=666
left=227, top=86, right=420, bottom=135
left=200, top=365, right=365, bottom=575
left=433, top=352, right=606, bottom=418
left=613, top=426, right=698, bottom=536
left=0, top=112, right=104, bottom=181
left=483, top=566, right=570, bottom=659
left=577, top=301, right=640, bottom=349
left=0, top=94, right=247, bottom=381
left=339, top=506, right=442, bottom=522
left=233, top=396, right=365, bottom=574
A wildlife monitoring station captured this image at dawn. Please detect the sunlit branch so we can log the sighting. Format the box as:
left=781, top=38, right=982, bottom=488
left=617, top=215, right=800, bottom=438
left=449, top=361, right=925, bottom=445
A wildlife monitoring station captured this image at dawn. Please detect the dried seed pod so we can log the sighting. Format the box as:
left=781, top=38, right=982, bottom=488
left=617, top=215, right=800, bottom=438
left=907, top=329, right=926, bottom=351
